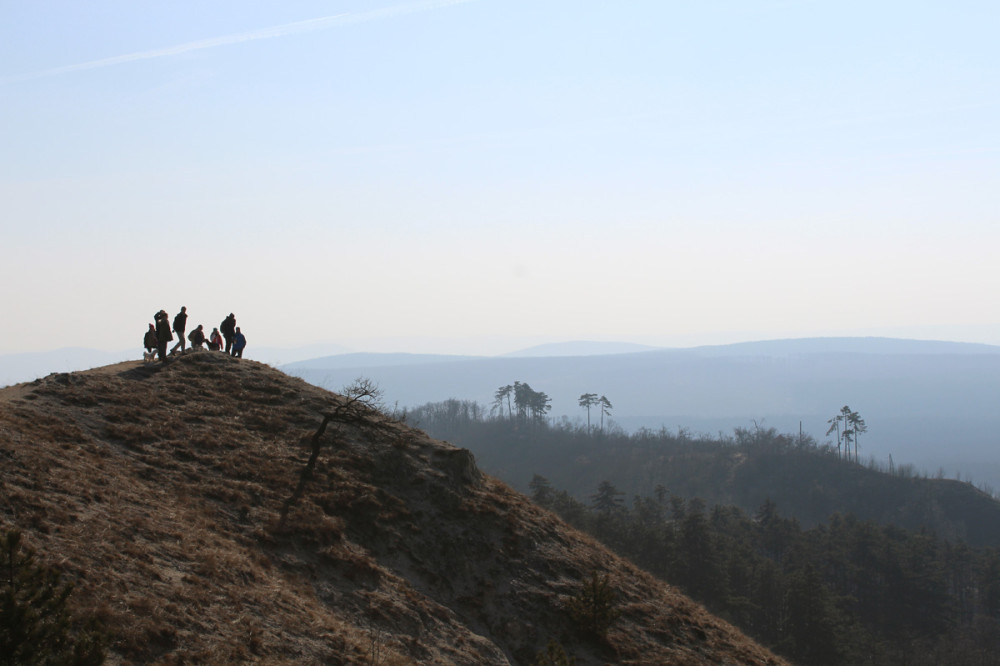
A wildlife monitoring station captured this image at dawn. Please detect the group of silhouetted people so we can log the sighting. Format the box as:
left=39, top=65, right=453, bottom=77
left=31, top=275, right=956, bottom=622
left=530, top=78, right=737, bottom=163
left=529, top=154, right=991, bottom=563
left=143, top=307, right=246, bottom=363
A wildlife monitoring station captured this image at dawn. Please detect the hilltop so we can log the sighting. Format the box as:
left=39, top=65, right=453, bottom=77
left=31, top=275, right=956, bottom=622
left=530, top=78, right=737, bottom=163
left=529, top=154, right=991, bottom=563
left=0, top=352, right=784, bottom=665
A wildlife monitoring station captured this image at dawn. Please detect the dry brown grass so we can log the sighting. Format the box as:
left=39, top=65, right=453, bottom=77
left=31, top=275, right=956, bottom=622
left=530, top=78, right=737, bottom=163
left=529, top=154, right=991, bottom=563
left=0, top=351, right=787, bottom=665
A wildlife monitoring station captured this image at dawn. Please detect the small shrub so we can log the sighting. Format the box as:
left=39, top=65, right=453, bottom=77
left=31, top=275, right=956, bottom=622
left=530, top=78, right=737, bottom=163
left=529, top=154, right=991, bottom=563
left=533, top=639, right=577, bottom=665
left=566, top=571, right=620, bottom=640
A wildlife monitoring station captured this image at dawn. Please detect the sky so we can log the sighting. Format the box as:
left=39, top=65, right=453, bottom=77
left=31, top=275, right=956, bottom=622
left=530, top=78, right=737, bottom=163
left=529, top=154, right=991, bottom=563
left=2, top=0, right=999, bottom=356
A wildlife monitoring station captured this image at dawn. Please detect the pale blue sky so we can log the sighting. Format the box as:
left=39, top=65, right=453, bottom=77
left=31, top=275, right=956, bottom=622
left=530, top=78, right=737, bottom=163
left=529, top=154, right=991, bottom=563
left=2, top=1, right=998, bottom=355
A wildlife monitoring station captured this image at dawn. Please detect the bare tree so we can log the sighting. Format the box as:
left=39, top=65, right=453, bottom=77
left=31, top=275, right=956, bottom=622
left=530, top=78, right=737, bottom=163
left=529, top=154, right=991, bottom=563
left=278, top=377, right=403, bottom=530
left=343, top=376, right=384, bottom=410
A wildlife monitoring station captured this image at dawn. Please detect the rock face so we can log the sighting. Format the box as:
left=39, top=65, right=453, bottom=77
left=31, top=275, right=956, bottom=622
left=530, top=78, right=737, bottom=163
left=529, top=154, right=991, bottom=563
left=0, top=352, right=786, bottom=665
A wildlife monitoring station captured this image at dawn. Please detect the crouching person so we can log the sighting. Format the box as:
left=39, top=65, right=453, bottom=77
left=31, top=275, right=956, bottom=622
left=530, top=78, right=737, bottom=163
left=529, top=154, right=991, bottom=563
left=208, top=328, right=223, bottom=351
left=188, top=324, right=206, bottom=350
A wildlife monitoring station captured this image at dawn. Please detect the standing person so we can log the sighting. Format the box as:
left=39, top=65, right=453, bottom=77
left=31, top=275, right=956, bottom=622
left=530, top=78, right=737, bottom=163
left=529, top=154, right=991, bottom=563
left=155, top=310, right=173, bottom=362
left=188, top=324, right=206, bottom=349
left=208, top=327, right=223, bottom=351
left=232, top=327, right=247, bottom=358
left=220, top=313, right=236, bottom=354
left=170, top=307, right=188, bottom=354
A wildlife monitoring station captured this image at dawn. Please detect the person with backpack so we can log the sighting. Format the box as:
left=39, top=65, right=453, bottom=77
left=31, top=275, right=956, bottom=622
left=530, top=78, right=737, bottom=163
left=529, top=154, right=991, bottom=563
left=170, top=306, right=188, bottom=354
left=220, top=313, right=236, bottom=354
left=232, top=327, right=247, bottom=358
left=154, top=310, right=173, bottom=362
left=143, top=323, right=157, bottom=353
left=142, top=323, right=158, bottom=363
left=188, top=324, right=206, bottom=350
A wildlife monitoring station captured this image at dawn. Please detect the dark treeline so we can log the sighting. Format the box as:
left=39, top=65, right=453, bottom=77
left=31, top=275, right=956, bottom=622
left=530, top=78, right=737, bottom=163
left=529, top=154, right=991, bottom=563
left=403, top=398, right=1000, bottom=664
left=404, top=398, right=1000, bottom=547
left=532, top=479, right=1000, bottom=665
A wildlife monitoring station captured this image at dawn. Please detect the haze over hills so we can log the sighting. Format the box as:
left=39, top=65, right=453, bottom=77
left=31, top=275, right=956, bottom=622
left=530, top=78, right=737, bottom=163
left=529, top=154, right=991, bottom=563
left=0, top=340, right=650, bottom=388
left=0, top=352, right=784, bottom=665
left=6, top=336, right=1000, bottom=490
left=0, top=347, right=136, bottom=388
left=0, top=343, right=356, bottom=388
left=283, top=337, right=1000, bottom=493
left=501, top=341, right=662, bottom=357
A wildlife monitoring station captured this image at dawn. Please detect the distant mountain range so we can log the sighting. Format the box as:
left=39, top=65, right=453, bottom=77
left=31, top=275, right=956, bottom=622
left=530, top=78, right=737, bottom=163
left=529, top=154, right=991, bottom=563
left=0, top=348, right=135, bottom=387
left=0, top=342, right=354, bottom=387
left=502, top=340, right=662, bottom=357
left=281, top=337, right=1000, bottom=492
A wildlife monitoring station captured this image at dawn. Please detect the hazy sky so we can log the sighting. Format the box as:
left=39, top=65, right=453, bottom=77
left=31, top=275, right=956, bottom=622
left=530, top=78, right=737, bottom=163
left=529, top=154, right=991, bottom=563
left=2, top=0, right=998, bottom=356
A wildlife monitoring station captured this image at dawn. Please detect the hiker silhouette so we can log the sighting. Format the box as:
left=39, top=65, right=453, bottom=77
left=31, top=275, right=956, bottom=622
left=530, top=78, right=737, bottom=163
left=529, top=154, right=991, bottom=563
left=220, top=314, right=236, bottom=354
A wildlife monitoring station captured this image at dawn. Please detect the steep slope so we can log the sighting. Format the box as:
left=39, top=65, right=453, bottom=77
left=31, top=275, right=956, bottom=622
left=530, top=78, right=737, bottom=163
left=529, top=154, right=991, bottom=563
left=0, top=352, right=785, bottom=665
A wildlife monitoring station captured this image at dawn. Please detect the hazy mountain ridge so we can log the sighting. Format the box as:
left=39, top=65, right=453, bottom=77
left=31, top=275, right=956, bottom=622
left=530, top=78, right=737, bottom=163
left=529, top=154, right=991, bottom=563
left=284, top=337, right=1000, bottom=491
left=0, top=347, right=136, bottom=388
left=501, top=341, right=663, bottom=357
left=8, top=336, right=1000, bottom=488
left=0, top=353, right=784, bottom=665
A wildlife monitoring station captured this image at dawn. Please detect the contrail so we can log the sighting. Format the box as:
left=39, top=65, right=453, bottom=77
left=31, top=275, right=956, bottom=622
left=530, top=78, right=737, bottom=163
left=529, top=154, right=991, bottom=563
left=2, top=0, right=477, bottom=85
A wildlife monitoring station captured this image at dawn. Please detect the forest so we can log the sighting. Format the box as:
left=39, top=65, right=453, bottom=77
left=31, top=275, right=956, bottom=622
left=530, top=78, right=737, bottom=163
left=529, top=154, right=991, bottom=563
left=404, top=395, right=1000, bottom=665
left=532, top=479, right=1000, bottom=665
left=403, top=395, right=1000, bottom=546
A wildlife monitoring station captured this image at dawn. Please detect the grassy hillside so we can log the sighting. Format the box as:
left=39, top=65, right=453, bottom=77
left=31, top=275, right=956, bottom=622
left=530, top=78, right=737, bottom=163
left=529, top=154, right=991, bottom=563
left=0, top=352, right=784, bottom=665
